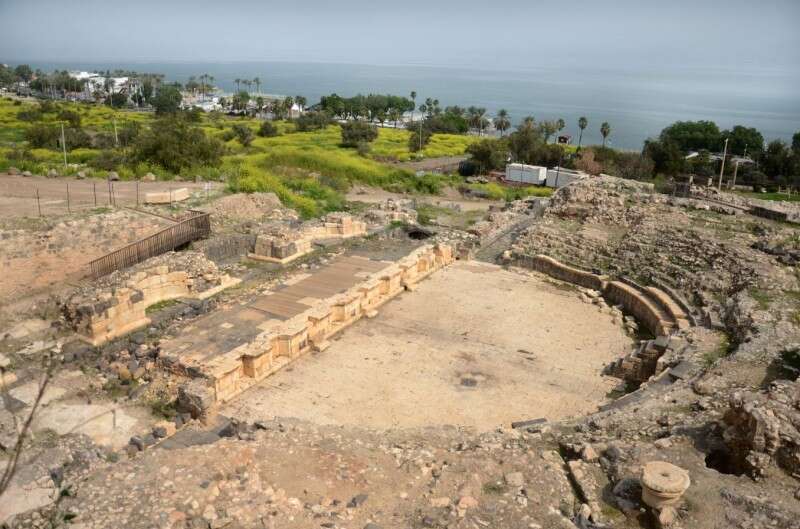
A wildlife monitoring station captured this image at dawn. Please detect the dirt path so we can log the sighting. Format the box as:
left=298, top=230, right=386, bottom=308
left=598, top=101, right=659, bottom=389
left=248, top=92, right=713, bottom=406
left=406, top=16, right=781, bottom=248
left=0, top=173, right=220, bottom=217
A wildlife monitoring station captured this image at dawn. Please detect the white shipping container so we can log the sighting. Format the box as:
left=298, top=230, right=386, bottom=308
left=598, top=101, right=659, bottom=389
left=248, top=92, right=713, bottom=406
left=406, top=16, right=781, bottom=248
left=505, top=163, right=547, bottom=184
left=546, top=168, right=584, bottom=188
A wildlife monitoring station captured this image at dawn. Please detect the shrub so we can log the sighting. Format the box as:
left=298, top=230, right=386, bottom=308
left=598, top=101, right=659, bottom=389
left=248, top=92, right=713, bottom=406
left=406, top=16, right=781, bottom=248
left=257, top=121, right=279, bottom=137
left=90, top=150, right=124, bottom=171
left=356, top=141, right=371, bottom=157
left=24, top=123, right=60, bottom=148
left=16, top=108, right=42, bottom=122
left=231, top=123, right=254, bottom=147
left=341, top=121, right=378, bottom=147
left=131, top=115, right=224, bottom=173
left=57, top=109, right=81, bottom=128
left=295, top=111, right=332, bottom=132
left=408, top=127, right=432, bottom=152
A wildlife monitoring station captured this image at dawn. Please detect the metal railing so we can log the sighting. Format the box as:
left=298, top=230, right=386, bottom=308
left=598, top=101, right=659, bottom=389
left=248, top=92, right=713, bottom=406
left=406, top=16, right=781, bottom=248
left=87, top=210, right=210, bottom=279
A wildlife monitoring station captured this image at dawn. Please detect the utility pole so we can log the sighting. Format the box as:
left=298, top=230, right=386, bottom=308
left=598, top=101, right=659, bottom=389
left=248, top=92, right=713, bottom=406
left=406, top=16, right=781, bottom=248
left=113, top=118, right=119, bottom=147
left=731, top=160, right=740, bottom=190
left=60, top=122, right=67, bottom=169
left=718, top=137, right=729, bottom=191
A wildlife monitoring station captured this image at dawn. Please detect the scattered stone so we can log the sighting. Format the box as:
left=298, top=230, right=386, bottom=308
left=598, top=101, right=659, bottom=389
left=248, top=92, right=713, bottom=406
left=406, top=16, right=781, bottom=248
left=347, top=493, right=368, bottom=508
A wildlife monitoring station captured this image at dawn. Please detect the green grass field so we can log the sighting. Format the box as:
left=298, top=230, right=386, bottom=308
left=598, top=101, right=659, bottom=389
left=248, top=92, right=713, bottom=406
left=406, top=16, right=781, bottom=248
left=734, top=190, right=800, bottom=203
left=0, top=98, right=502, bottom=217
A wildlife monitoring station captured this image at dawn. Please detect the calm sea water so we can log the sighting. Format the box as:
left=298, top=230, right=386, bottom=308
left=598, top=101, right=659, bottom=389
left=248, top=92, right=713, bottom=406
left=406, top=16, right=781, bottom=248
left=27, top=61, right=800, bottom=151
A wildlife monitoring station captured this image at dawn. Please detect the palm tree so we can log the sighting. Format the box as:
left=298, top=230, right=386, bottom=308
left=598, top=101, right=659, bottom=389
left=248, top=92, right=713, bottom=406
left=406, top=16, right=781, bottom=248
left=253, top=77, right=261, bottom=95
left=600, top=122, right=611, bottom=147
left=577, top=116, right=588, bottom=150
left=295, top=95, right=307, bottom=109
left=234, top=78, right=241, bottom=93
left=494, top=109, right=511, bottom=136
left=409, top=91, right=417, bottom=122
left=243, top=80, right=252, bottom=94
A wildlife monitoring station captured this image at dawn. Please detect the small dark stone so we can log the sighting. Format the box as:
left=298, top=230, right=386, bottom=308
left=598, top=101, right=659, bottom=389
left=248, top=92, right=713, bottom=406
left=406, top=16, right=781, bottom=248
left=347, top=493, right=368, bottom=508
left=130, top=331, right=147, bottom=345
left=460, top=377, right=477, bottom=387
left=143, top=433, right=157, bottom=447
left=153, top=425, right=168, bottom=438
left=130, top=436, right=145, bottom=451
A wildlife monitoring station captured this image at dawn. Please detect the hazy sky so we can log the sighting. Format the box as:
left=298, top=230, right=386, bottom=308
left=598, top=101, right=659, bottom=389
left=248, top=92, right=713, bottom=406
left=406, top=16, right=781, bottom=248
left=1, top=0, right=798, bottom=71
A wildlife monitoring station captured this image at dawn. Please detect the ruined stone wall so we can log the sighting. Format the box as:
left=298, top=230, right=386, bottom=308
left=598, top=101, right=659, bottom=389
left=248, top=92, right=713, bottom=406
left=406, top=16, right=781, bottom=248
left=250, top=213, right=368, bottom=264
left=603, top=281, right=672, bottom=337
left=62, top=251, right=240, bottom=346
left=193, top=244, right=454, bottom=405
left=194, top=234, right=257, bottom=263
left=518, top=254, right=606, bottom=291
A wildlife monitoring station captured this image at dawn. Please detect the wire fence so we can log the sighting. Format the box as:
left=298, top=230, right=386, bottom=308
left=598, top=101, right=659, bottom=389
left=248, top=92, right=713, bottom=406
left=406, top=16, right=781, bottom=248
left=0, top=177, right=219, bottom=217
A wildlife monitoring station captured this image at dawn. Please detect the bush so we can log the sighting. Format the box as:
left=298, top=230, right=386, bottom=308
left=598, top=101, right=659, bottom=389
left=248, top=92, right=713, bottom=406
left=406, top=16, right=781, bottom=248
left=16, top=108, right=42, bottom=122
left=257, top=121, right=279, bottom=137
left=24, top=123, right=60, bottom=148
left=231, top=123, right=254, bottom=147
left=57, top=109, right=81, bottom=128
left=90, top=150, right=124, bottom=171
left=408, top=127, right=432, bottom=152
left=356, top=141, right=371, bottom=157
left=131, top=115, right=224, bottom=173
left=295, top=111, right=332, bottom=132
left=152, top=85, right=182, bottom=115
left=340, top=121, right=378, bottom=147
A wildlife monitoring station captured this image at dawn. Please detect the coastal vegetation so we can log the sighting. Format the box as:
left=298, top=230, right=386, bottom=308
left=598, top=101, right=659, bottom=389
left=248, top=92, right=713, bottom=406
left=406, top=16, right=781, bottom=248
left=0, top=97, right=482, bottom=218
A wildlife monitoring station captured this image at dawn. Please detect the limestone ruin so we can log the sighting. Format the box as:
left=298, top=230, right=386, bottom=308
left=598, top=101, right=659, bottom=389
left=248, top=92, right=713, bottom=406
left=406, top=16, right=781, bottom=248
left=2, top=179, right=800, bottom=529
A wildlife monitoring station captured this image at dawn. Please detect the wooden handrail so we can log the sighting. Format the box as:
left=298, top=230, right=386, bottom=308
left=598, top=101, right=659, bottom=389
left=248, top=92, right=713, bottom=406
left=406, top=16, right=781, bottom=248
left=87, top=210, right=211, bottom=279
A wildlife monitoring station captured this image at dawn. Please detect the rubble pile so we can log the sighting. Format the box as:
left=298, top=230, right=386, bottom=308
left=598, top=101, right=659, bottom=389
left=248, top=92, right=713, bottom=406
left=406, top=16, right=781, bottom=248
left=60, top=250, right=238, bottom=345
left=723, top=379, right=800, bottom=479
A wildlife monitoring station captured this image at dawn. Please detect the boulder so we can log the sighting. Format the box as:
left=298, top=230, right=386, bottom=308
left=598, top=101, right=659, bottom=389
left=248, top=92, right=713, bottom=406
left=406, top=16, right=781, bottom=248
left=22, top=171, right=32, bottom=177
left=107, top=171, right=120, bottom=181
left=8, top=167, right=19, bottom=175
left=47, top=168, right=59, bottom=178
left=141, top=172, right=156, bottom=182
left=76, top=170, right=87, bottom=179
left=177, top=379, right=215, bottom=419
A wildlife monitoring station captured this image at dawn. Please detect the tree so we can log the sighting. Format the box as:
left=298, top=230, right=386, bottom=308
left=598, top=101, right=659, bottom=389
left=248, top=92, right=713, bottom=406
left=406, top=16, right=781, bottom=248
left=643, top=138, right=684, bottom=176
left=761, top=140, right=794, bottom=181
left=131, top=115, right=224, bottom=173
left=577, top=116, right=588, bottom=150
left=659, top=120, right=721, bottom=152
left=539, top=120, right=558, bottom=144
left=235, top=78, right=241, bottom=93
left=295, top=95, right=307, bottom=109
left=341, top=121, right=378, bottom=147
left=600, top=122, right=611, bottom=147
left=722, top=125, right=764, bottom=158
left=106, top=92, right=128, bottom=108
left=494, top=109, right=511, bottom=136
left=508, top=118, right=544, bottom=164
left=152, top=85, right=182, bottom=114
left=466, top=138, right=509, bottom=173
left=556, top=118, right=565, bottom=136
left=410, top=91, right=417, bottom=121
left=14, top=64, right=33, bottom=82
left=253, top=77, right=261, bottom=95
